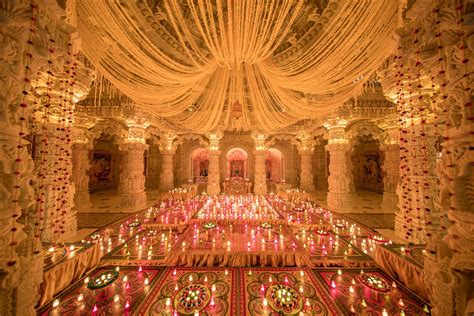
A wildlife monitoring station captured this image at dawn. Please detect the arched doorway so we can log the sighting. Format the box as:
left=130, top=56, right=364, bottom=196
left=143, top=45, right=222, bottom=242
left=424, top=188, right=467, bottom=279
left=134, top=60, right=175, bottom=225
left=191, top=148, right=209, bottom=183
left=226, top=148, right=248, bottom=179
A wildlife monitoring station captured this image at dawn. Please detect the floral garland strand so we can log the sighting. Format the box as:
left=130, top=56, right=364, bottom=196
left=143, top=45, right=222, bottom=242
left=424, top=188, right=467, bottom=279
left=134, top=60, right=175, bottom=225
left=8, top=1, right=38, bottom=267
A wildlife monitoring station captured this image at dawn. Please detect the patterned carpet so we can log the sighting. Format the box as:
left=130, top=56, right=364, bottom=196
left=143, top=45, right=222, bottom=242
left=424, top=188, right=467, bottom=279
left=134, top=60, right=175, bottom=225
left=40, top=195, right=431, bottom=315
left=39, top=265, right=429, bottom=315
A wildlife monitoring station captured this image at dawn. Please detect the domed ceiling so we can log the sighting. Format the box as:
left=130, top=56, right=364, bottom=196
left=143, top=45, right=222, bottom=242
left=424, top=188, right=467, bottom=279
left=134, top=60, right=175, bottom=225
left=77, top=0, right=398, bottom=133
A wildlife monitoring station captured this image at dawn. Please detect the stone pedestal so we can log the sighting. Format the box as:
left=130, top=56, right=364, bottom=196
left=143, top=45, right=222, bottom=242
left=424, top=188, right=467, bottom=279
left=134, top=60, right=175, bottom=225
left=325, top=142, right=354, bottom=212
left=207, top=151, right=221, bottom=195
left=118, top=142, right=148, bottom=209
left=72, top=142, right=92, bottom=211
left=160, top=151, right=175, bottom=191
left=380, top=143, right=399, bottom=213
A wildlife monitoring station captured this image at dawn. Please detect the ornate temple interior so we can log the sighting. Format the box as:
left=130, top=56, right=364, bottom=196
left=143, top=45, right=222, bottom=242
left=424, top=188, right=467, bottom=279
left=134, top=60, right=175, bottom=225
left=0, top=0, right=472, bottom=315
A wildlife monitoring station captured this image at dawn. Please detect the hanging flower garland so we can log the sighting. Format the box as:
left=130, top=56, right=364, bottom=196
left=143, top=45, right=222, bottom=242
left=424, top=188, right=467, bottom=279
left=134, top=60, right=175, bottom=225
left=7, top=1, right=39, bottom=267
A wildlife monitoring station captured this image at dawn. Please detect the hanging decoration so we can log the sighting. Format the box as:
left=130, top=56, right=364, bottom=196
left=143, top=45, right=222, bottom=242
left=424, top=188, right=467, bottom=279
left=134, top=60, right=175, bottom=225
left=76, top=0, right=399, bottom=132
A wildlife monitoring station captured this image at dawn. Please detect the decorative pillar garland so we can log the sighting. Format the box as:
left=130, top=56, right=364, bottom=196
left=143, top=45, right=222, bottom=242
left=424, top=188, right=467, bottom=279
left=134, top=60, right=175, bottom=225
left=7, top=1, right=39, bottom=266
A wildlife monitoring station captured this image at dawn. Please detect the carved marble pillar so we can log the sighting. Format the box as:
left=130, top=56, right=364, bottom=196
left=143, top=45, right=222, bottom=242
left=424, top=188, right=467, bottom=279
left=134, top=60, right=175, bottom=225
left=118, top=142, right=148, bottom=209
left=395, top=124, right=439, bottom=243
left=160, top=150, right=175, bottom=190
left=297, top=135, right=315, bottom=192
left=252, top=132, right=267, bottom=195
left=145, top=143, right=161, bottom=189
left=71, top=127, right=94, bottom=212
left=206, top=132, right=223, bottom=195
left=380, top=128, right=400, bottom=213
left=325, top=125, right=354, bottom=212
left=313, top=145, right=328, bottom=191
left=32, top=122, right=76, bottom=241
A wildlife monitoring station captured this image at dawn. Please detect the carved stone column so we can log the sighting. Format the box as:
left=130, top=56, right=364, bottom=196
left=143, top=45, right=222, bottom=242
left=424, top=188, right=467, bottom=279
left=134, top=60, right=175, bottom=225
left=252, top=132, right=267, bottom=195
left=159, top=133, right=177, bottom=191
left=118, top=122, right=149, bottom=209
left=206, top=132, right=223, bottom=195
left=380, top=128, right=400, bottom=213
left=71, top=125, right=95, bottom=212
left=395, top=124, right=439, bottom=243
left=325, top=124, right=354, bottom=212
left=313, top=145, right=328, bottom=191
left=145, top=142, right=161, bottom=189
left=297, top=134, right=315, bottom=192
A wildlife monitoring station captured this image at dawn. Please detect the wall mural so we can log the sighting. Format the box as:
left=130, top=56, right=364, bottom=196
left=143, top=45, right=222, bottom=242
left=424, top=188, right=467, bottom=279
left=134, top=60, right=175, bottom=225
left=90, top=151, right=113, bottom=185
left=354, top=152, right=383, bottom=192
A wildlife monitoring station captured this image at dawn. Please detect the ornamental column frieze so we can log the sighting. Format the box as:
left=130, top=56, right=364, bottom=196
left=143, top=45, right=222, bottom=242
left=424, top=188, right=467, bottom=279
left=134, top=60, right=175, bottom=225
left=118, top=121, right=149, bottom=209
left=252, top=132, right=267, bottom=195
left=159, top=133, right=178, bottom=191
left=380, top=128, right=400, bottom=213
left=297, top=134, right=316, bottom=192
left=206, top=132, right=223, bottom=195
left=324, top=123, right=354, bottom=212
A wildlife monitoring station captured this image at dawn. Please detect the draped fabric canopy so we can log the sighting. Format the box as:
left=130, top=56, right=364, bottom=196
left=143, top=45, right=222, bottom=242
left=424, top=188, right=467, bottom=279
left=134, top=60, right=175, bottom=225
left=77, top=0, right=398, bottom=133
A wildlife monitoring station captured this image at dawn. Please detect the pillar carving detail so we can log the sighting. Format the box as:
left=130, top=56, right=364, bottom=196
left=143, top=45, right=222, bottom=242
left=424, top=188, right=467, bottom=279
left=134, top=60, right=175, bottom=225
left=297, top=134, right=315, bottom=192
left=324, top=125, right=354, bottom=212
left=206, top=132, right=223, bottom=195
left=380, top=128, right=400, bottom=213
left=118, top=142, right=148, bottom=209
left=71, top=125, right=95, bottom=211
left=252, top=132, right=267, bottom=195
left=159, top=133, right=178, bottom=190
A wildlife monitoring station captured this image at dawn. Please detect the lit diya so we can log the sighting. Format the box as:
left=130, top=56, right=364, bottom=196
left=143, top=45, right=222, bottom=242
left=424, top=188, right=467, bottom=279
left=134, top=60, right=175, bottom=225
left=265, top=283, right=303, bottom=314
left=358, top=273, right=390, bottom=293
left=203, top=222, right=217, bottom=230
left=174, top=283, right=211, bottom=314
left=260, top=222, right=274, bottom=230
left=87, top=270, right=119, bottom=290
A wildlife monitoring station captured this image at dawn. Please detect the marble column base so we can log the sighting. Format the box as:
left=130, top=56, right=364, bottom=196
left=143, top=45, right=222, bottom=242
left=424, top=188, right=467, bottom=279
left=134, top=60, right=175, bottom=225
left=327, top=192, right=353, bottom=212
left=120, top=191, right=147, bottom=210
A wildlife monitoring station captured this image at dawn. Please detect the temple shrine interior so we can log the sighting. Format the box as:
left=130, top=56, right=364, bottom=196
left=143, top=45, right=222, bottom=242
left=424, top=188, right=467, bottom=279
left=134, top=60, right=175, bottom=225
left=0, top=0, right=472, bottom=315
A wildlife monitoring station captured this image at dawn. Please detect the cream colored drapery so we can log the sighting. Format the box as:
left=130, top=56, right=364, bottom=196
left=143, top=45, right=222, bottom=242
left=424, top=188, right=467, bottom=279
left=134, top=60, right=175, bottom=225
left=77, top=0, right=398, bottom=132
